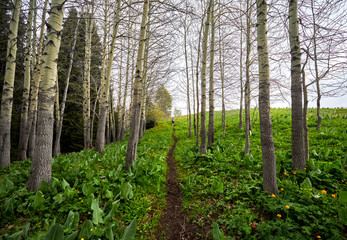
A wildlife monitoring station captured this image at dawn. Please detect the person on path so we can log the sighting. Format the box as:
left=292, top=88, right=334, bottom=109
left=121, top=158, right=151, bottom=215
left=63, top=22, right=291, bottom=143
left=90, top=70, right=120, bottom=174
left=172, top=118, right=175, bottom=126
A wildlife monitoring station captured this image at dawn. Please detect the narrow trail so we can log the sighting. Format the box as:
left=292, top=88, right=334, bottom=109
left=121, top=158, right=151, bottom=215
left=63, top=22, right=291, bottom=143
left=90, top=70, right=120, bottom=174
left=157, top=128, right=208, bottom=240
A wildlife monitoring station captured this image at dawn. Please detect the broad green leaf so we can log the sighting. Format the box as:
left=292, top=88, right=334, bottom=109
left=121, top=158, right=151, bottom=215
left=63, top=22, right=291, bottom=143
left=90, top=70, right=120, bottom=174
left=339, top=191, right=347, bottom=205
left=120, top=218, right=137, bottom=240
left=5, top=197, right=15, bottom=214
left=104, top=201, right=119, bottom=224
left=82, top=182, right=95, bottom=196
left=78, top=220, right=93, bottom=239
left=61, top=179, right=71, bottom=190
left=338, top=207, right=347, bottom=225
left=105, top=189, right=114, bottom=199
left=38, top=180, right=51, bottom=193
left=212, top=222, right=225, bottom=240
left=91, top=197, right=104, bottom=225
left=0, top=176, right=14, bottom=193
left=33, top=191, right=44, bottom=211
left=44, top=218, right=56, bottom=231
left=65, top=231, right=78, bottom=240
left=44, top=224, right=64, bottom=240
left=300, top=178, right=312, bottom=189
left=64, top=211, right=79, bottom=230
left=121, top=182, right=133, bottom=200
left=8, top=222, right=30, bottom=239
left=105, top=225, right=114, bottom=240
left=22, top=222, right=30, bottom=237
left=309, top=168, right=321, bottom=177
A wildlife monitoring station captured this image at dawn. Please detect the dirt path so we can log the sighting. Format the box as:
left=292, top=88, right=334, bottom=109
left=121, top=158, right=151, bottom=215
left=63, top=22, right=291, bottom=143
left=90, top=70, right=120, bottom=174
left=156, top=129, right=209, bottom=240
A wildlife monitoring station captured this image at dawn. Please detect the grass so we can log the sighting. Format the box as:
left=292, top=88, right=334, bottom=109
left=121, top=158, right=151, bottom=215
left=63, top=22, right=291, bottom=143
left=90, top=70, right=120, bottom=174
left=174, top=108, right=347, bottom=239
left=0, top=108, right=346, bottom=239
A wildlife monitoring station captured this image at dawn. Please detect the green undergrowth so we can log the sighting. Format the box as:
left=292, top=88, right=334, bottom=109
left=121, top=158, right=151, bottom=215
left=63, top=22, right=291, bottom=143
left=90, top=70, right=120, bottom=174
left=174, top=108, right=347, bottom=240
left=0, top=122, right=173, bottom=239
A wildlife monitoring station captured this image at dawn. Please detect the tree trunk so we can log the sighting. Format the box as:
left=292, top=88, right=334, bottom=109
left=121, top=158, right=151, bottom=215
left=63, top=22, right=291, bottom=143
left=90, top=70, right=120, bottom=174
left=116, top=50, right=123, bottom=141
left=302, top=60, right=309, bottom=161
left=95, top=0, right=121, bottom=153
left=208, top=0, right=215, bottom=147
left=119, top=26, right=132, bottom=141
left=26, top=0, right=48, bottom=160
left=219, top=25, right=225, bottom=137
left=191, top=44, right=196, bottom=136
left=0, top=0, right=22, bottom=167
left=139, top=13, right=151, bottom=140
left=18, top=0, right=35, bottom=161
left=244, top=0, right=251, bottom=155
left=54, top=75, right=60, bottom=154
left=184, top=19, right=192, bottom=138
left=200, top=0, right=213, bottom=155
left=53, top=16, right=80, bottom=157
left=27, top=0, right=65, bottom=191
left=289, top=0, right=305, bottom=170
left=195, top=17, right=204, bottom=149
left=83, top=7, right=94, bottom=149
left=239, top=1, right=243, bottom=130
left=256, top=0, right=278, bottom=195
left=126, top=0, right=150, bottom=169
left=311, top=0, right=321, bottom=130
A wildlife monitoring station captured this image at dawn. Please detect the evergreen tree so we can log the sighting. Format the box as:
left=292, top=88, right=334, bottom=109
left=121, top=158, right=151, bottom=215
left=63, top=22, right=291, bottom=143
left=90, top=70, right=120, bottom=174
left=57, top=8, right=102, bottom=153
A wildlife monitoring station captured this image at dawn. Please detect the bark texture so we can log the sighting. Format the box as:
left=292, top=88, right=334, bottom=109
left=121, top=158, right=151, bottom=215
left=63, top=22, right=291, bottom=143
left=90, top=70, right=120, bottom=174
left=184, top=19, right=192, bottom=138
left=95, top=0, right=121, bottom=153
left=256, top=0, right=278, bottom=194
left=0, top=0, right=21, bottom=167
left=126, top=0, right=149, bottom=169
left=244, top=0, right=251, bottom=155
left=18, top=0, right=35, bottom=161
left=83, top=9, right=94, bottom=149
left=200, top=0, right=213, bottom=155
left=208, top=0, right=215, bottom=147
left=239, top=2, right=244, bottom=130
left=26, top=0, right=48, bottom=160
left=289, top=0, right=305, bottom=170
left=27, top=0, right=64, bottom=191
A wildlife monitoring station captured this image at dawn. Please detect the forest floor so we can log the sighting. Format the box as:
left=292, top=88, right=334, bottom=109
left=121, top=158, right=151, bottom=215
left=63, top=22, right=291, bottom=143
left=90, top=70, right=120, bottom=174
left=156, top=128, right=210, bottom=240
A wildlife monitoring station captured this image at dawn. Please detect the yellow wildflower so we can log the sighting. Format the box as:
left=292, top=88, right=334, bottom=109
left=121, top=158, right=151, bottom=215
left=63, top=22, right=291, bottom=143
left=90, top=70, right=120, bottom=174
left=277, top=214, right=282, bottom=218
left=285, top=205, right=290, bottom=209
left=331, top=194, right=336, bottom=198
left=322, top=190, right=327, bottom=194
left=271, top=194, right=276, bottom=198
left=41, top=195, right=44, bottom=198
left=293, top=172, right=296, bottom=175
left=280, top=188, right=284, bottom=191
left=316, top=236, right=321, bottom=239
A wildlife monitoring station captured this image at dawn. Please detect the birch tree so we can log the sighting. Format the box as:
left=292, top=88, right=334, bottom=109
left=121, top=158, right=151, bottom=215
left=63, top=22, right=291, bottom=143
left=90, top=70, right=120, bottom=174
left=95, top=0, right=121, bottom=153
left=200, top=0, right=213, bottom=155
left=18, top=0, right=35, bottom=161
left=244, top=0, right=251, bottom=155
left=126, top=0, right=150, bottom=169
left=83, top=4, right=94, bottom=149
left=27, top=0, right=48, bottom=160
left=0, top=0, right=22, bottom=167
left=289, top=0, right=305, bottom=170
left=208, top=0, right=215, bottom=147
left=256, top=0, right=278, bottom=194
left=27, top=0, right=65, bottom=191
left=184, top=12, right=192, bottom=138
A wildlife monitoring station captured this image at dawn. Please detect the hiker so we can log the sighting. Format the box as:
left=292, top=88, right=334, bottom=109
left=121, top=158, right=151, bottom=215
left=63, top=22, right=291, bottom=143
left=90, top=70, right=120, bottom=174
left=172, top=118, right=175, bottom=126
